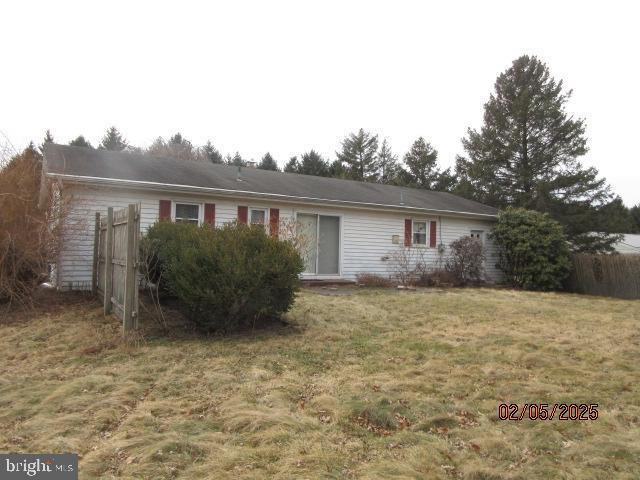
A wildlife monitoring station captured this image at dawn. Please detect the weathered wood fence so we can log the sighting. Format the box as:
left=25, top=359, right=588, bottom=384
left=92, top=204, right=141, bottom=331
left=566, top=253, right=640, bottom=300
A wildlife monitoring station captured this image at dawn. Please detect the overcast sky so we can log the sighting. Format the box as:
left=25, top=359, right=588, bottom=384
left=2, top=0, right=638, bottom=205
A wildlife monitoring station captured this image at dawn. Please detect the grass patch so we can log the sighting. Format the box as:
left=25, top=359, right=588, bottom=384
left=0, top=288, right=639, bottom=478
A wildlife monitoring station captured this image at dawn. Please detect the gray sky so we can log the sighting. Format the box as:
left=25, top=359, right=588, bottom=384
left=2, top=0, right=639, bottom=205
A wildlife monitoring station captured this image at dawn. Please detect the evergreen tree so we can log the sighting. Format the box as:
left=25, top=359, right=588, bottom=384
left=200, top=140, right=223, bottom=163
left=377, top=139, right=402, bottom=184
left=434, top=168, right=457, bottom=192
left=336, top=129, right=379, bottom=181
left=283, top=151, right=330, bottom=176
left=99, top=126, right=128, bottom=151
left=168, top=132, right=195, bottom=160
left=258, top=152, right=279, bottom=171
left=299, top=150, right=329, bottom=176
left=631, top=204, right=640, bottom=233
left=39, top=130, right=54, bottom=154
left=226, top=152, right=245, bottom=166
left=457, top=55, right=615, bottom=252
left=328, top=159, right=348, bottom=179
left=597, top=197, right=637, bottom=233
left=403, top=137, right=446, bottom=189
left=69, top=135, right=92, bottom=148
left=284, top=156, right=300, bottom=173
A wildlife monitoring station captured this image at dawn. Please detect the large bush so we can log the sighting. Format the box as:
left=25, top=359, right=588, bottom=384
left=1, top=145, right=62, bottom=307
left=142, top=221, right=304, bottom=331
left=491, top=208, right=571, bottom=290
left=445, top=236, right=485, bottom=285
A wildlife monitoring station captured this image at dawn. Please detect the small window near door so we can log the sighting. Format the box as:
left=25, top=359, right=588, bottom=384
left=175, top=203, right=200, bottom=224
left=470, top=230, right=484, bottom=243
left=413, top=221, right=427, bottom=245
left=250, top=208, right=267, bottom=226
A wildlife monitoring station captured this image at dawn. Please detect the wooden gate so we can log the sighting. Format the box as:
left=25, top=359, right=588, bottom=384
left=93, top=204, right=140, bottom=331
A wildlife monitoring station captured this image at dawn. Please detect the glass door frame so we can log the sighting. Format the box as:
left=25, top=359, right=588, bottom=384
left=294, top=210, right=343, bottom=279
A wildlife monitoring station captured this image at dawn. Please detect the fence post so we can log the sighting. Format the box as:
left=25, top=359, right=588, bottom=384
left=104, top=207, right=114, bottom=315
left=133, top=203, right=141, bottom=329
left=92, top=212, right=100, bottom=294
left=123, top=204, right=137, bottom=331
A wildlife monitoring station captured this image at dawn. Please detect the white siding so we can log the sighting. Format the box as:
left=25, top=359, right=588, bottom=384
left=57, top=184, right=501, bottom=289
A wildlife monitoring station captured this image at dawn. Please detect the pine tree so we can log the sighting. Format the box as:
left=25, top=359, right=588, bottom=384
left=69, top=135, right=92, bottom=148
left=377, top=139, right=402, bottom=185
left=336, top=129, right=379, bottom=181
left=403, top=137, right=445, bottom=189
left=457, top=55, right=615, bottom=252
left=328, top=159, right=348, bottom=179
left=299, top=150, right=329, bottom=176
left=39, top=130, right=54, bottom=154
left=630, top=204, right=640, bottom=233
left=282, top=152, right=330, bottom=176
left=258, top=152, right=279, bottom=171
left=227, top=152, right=245, bottom=166
left=597, top=197, right=637, bottom=233
left=284, top=156, right=300, bottom=173
left=99, top=126, right=128, bottom=151
left=200, top=140, right=223, bottom=163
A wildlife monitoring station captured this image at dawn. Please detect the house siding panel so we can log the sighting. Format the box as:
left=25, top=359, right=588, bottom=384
left=56, top=185, right=501, bottom=289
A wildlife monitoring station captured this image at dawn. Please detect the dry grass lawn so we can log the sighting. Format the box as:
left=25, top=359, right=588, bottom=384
left=1, top=288, right=639, bottom=479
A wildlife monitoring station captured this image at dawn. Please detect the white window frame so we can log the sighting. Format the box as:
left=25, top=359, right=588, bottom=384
left=294, top=210, right=343, bottom=279
left=172, top=201, right=203, bottom=225
left=249, top=207, right=269, bottom=231
left=412, top=220, right=428, bottom=246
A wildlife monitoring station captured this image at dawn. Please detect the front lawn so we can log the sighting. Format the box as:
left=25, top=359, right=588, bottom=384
left=1, top=289, right=638, bottom=479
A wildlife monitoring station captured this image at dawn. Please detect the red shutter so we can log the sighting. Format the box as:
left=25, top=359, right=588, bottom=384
left=237, top=206, right=248, bottom=224
left=404, top=219, right=412, bottom=246
left=430, top=220, right=437, bottom=248
left=159, top=200, right=171, bottom=221
left=269, top=208, right=279, bottom=238
left=204, top=203, right=215, bottom=226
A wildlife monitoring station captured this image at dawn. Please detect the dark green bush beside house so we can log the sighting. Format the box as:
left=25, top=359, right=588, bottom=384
left=490, top=208, right=571, bottom=291
left=141, top=221, right=305, bottom=332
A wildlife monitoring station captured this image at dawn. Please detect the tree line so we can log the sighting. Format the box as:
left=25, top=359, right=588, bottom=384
left=36, top=55, right=640, bottom=251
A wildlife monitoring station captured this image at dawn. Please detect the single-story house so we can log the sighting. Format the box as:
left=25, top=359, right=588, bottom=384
left=42, top=144, right=501, bottom=289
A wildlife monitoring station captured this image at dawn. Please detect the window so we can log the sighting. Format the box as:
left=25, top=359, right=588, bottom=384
left=175, top=203, right=200, bottom=224
left=470, top=230, right=484, bottom=244
left=250, top=208, right=268, bottom=226
left=413, top=221, right=427, bottom=245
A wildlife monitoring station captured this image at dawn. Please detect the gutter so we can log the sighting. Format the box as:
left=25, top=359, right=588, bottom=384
left=46, top=172, right=499, bottom=220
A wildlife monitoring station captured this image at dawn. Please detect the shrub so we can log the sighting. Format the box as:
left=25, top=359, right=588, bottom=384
left=356, top=273, right=393, bottom=287
left=445, top=236, right=485, bottom=285
left=385, top=247, right=427, bottom=286
left=0, top=145, right=64, bottom=307
left=490, top=207, right=571, bottom=290
left=142, top=221, right=304, bottom=331
left=416, top=268, right=459, bottom=287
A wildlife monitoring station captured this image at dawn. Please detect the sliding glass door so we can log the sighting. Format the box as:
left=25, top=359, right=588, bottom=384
left=297, top=213, right=340, bottom=275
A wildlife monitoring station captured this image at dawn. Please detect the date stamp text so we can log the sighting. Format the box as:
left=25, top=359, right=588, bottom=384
left=498, top=403, right=598, bottom=421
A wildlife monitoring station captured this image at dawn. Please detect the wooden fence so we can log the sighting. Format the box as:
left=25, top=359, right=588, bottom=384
left=565, top=253, right=640, bottom=299
left=93, top=204, right=141, bottom=331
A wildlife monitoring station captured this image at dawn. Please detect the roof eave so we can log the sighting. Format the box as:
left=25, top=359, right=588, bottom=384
left=47, top=172, right=499, bottom=220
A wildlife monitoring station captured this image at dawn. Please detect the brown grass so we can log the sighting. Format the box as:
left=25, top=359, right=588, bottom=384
left=1, top=289, right=639, bottom=479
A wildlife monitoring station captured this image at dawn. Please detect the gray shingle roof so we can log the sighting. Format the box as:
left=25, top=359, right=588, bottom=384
left=44, top=143, right=497, bottom=217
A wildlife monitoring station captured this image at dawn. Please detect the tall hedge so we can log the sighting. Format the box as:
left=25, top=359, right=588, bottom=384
left=490, top=208, right=571, bottom=290
left=142, top=221, right=304, bottom=331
